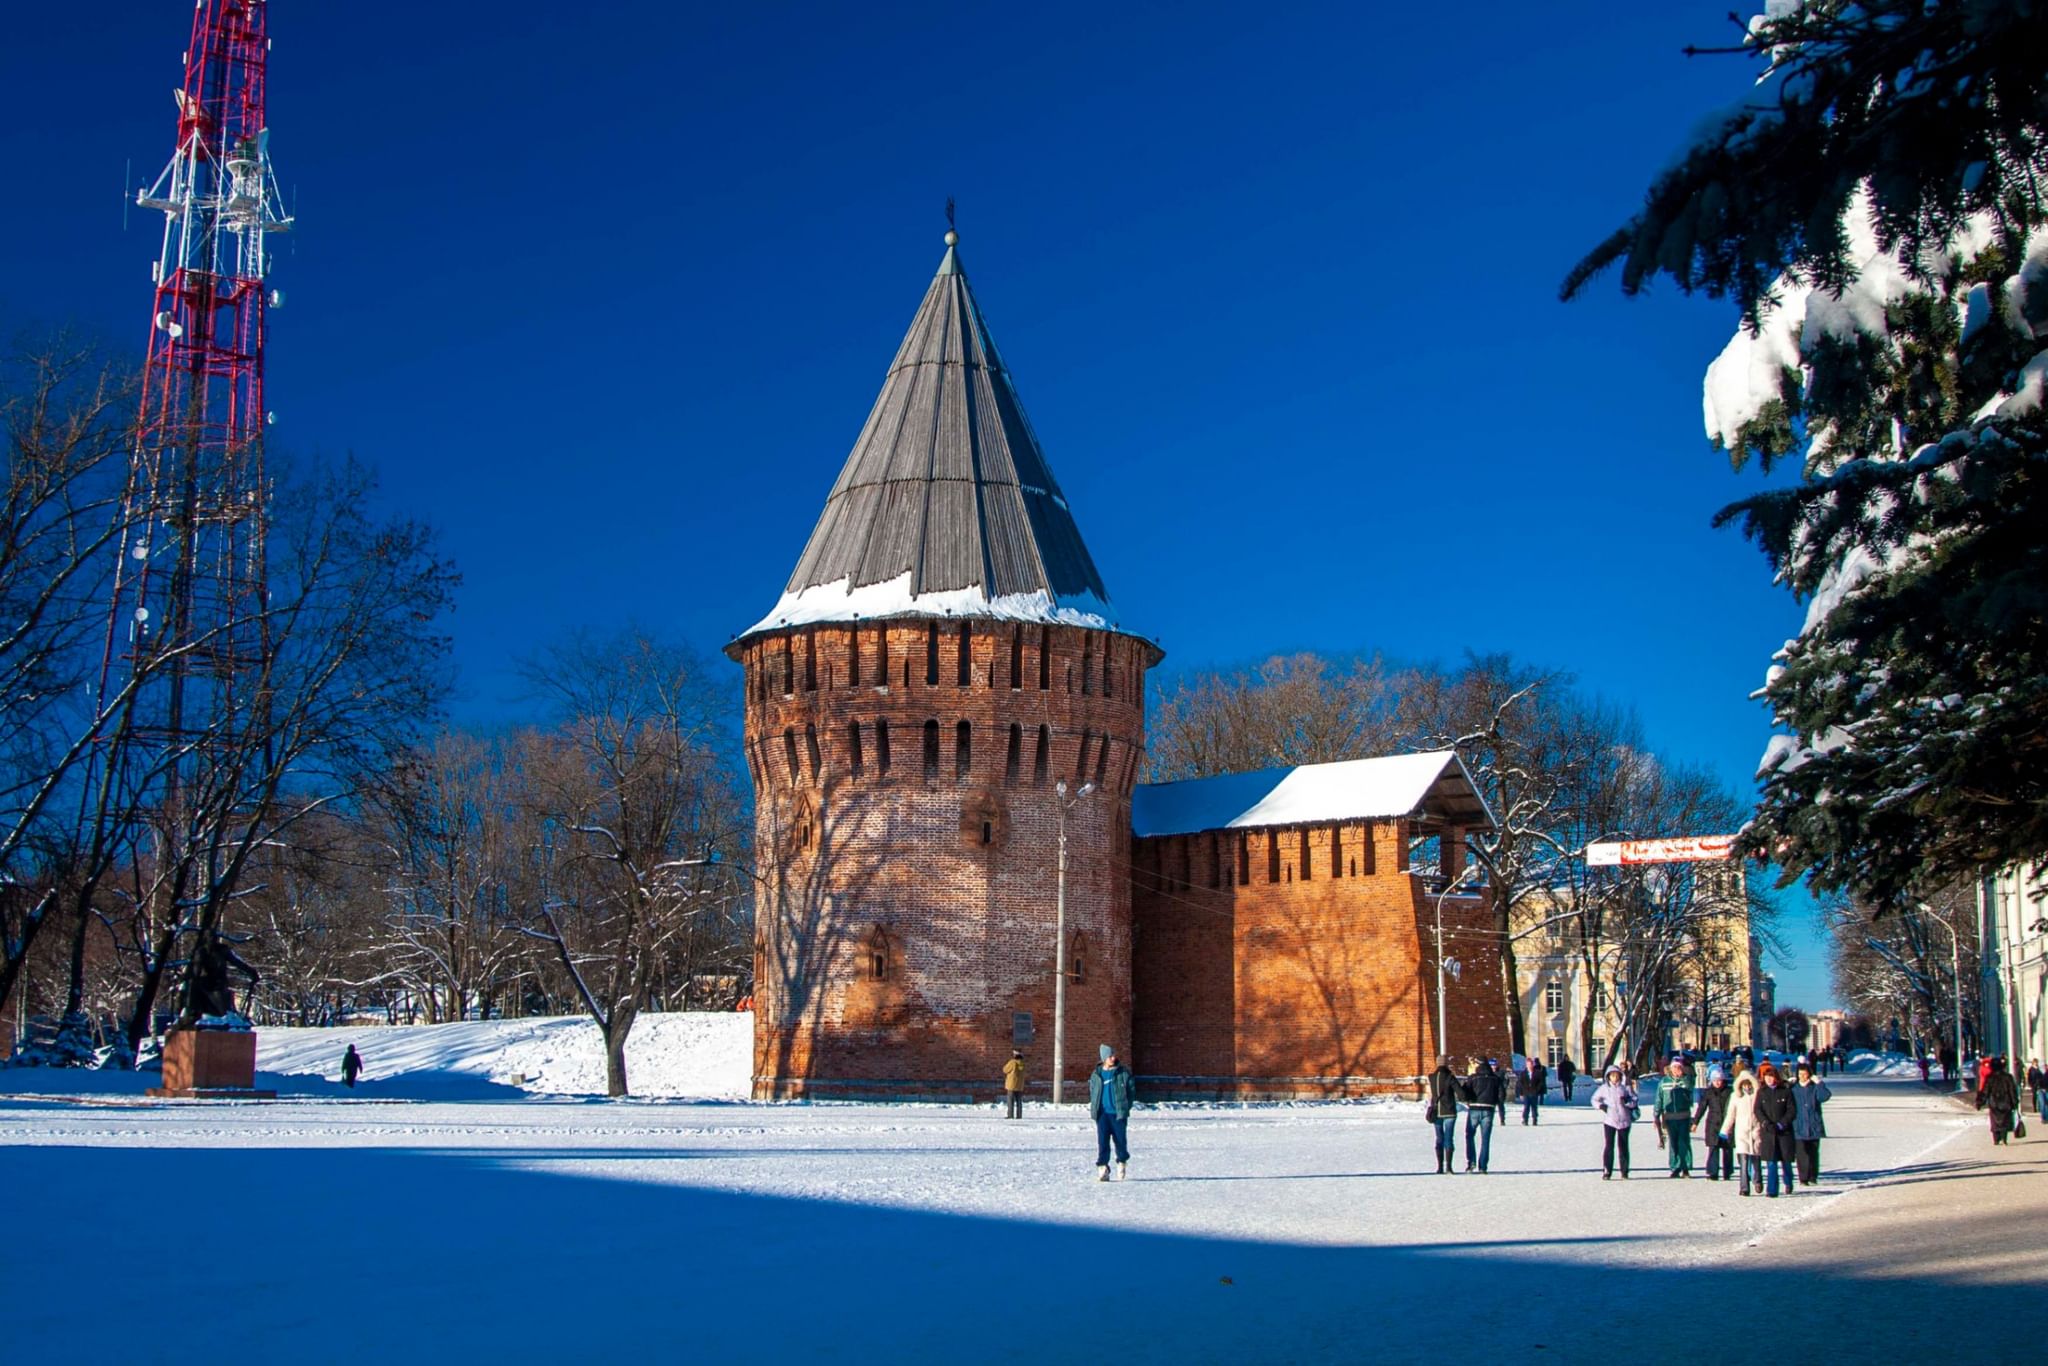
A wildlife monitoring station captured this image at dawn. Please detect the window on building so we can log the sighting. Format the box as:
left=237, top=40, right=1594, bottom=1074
left=1005, top=724, right=1022, bottom=785
left=781, top=637, right=794, bottom=696
left=876, top=719, right=892, bottom=775
left=1094, top=735, right=1111, bottom=788
left=1068, top=931, right=1087, bottom=984
left=923, top=719, right=940, bottom=780
left=1081, top=637, right=1095, bottom=696
left=1546, top=1037, right=1564, bottom=1067
left=925, top=623, right=940, bottom=686
left=1590, top=1036, right=1607, bottom=1068
left=867, top=926, right=890, bottom=982
left=1210, top=833, right=1223, bottom=889
left=1362, top=823, right=1377, bottom=876
left=804, top=723, right=821, bottom=778
left=1074, top=730, right=1092, bottom=782
left=782, top=729, right=800, bottom=784
left=980, top=819, right=994, bottom=846
left=1300, top=829, right=1313, bottom=881
left=874, top=627, right=889, bottom=687
left=1331, top=827, right=1344, bottom=879
left=848, top=721, right=864, bottom=777
left=804, top=633, right=817, bottom=691
left=956, top=721, right=972, bottom=778
left=1033, top=725, right=1050, bottom=786
left=957, top=624, right=972, bottom=686
left=848, top=628, right=861, bottom=688
left=1544, top=981, right=1563, bottom=1015
left=1268, top=833, right=1281, bottom=883
left=1038, top=626, right=1051, bottom=690
left=1102, top=638, right=1114, bottom=699
left=1009, top=624, right=1023, bottom=689
left=1596, top=983, right=1611, bottom=1011
left=1238, top=833, right=1251, bottom=886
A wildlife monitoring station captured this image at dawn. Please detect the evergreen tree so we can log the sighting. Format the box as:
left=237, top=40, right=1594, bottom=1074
left=1565, top=0, right=2048, bottom=908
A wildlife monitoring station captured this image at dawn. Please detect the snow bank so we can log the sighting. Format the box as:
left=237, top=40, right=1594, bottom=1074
left=0, top=1012, right=755, bottom=1101
left=256, top=1012, right=754, bottom=1100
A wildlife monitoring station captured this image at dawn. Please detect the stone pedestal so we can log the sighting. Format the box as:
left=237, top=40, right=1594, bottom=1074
left=147, top=1028, right=274, bottom=1099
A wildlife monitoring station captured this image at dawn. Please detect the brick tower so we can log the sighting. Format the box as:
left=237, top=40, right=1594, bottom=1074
left=729, top=230, right=1160, bottom=1100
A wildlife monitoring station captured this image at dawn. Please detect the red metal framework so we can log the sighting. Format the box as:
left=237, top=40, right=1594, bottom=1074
left=101, top=0, right=290, bottom=732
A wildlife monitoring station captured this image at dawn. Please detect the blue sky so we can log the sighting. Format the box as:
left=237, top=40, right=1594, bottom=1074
left=1, top=4, right=1832, bottom=1007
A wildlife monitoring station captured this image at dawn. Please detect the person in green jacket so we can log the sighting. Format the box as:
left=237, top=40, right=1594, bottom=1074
left=1089, top=1044, right=1135, bottom=1181
left=1655, top=1055, right=1695, bottom=1177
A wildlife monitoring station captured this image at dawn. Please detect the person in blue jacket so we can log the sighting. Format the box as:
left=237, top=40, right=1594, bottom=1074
left=1089, top=1043, right=1135, bottom=1182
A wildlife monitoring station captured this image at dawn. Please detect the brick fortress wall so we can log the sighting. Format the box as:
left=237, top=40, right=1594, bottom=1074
left=1131, top=821, right=1509, bottom=1099
left=740, top=617, right=1154, bottom=1100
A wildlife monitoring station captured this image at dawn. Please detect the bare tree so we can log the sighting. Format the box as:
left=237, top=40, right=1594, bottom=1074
left=1146, top=653, right=1406, bottom=781
left=512, top=631, right=745, bottom=1096
left=109, top=456, right=456, bottom=1059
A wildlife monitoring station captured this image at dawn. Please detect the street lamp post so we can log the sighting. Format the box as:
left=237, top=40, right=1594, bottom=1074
left=1430, top=861, right=1480, bottom=1059
left=1921, top=901, right=1969, bottom=1094
left=1052, top=779, right=1095, bottom=1105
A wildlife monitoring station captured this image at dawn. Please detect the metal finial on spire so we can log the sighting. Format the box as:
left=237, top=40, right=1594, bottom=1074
left=944, top=196, right=957, bottom=246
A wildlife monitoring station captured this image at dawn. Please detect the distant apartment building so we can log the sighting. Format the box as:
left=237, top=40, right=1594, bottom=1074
left=1512, top=861, right=1758, bottom=1068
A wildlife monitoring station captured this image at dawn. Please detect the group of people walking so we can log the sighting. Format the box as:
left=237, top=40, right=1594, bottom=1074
left=1583, top=1054, right=1831, bottom=1192
left=1425, top=1054, right=1548, bottom=1172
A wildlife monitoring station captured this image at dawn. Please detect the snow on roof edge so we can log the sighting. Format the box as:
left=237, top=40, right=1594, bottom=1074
left=1132, top=750, right=1494, bottom=839
left=730, top=572, right=1159, bottom=654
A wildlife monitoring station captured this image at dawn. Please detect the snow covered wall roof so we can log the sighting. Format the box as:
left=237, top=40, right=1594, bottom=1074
left=1131, top=751, right=1495, bottom=838
left=734, top=234, right=1149, bottom=651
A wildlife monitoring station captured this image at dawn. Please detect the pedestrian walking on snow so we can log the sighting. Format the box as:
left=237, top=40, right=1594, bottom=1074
left=1460, top=1058, right=1504, bottom=1172
left=2028, top=1059, right=2046, bottom=1124
left=1557, top=1057, right=1576, bottom=1101
left=1752, top=1063, right=1798, bottom=1196
left=340, top=1043, right=363, bottom=1089
left=1694, top=1066, right=1734, bottom=1181
left=1425, top=1056, right=1462, bottom=1174
left=1722, top=1072, right=1762, bottom=1195
left=1976, top=1056, right=2020, bottom=1145
left=1002, top=1050, right=1026, bottom=1119
left=1591, top=1065, right=1638, bottom=1180
left=1517, top=1058, right=1547, bottom=1125
left=1790, top=1061, right=1833, bottom=1184
left=1654, top=1056, right=1695, bottom=1177
left=1089, top=1044, right=1135, bottom=1180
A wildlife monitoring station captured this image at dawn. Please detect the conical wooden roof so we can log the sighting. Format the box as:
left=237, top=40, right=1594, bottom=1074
left=737, top=235, right=1144, bottom=647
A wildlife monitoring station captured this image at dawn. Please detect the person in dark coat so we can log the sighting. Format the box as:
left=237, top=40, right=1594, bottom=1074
left=1425, top=1056, right=1462, bottom=1174
left=1751, top=1062, right=1798, bottom=1196
left=1976, top=1056, right=2020, bottom=1144
left=1088, top=1044, right=1135, bottom=1180
left=340, top=1043, right=363, bottom=1088
left=1693, top=1065, right=1734, bottom=1181
left=1790, top=1060, right=1833, bottom=1184
left=1460, top=1058, right=1504, bottom=1172
left=1516, top=1058, right=1547, bottom=1125
left=1557, top=1057, right=1577, bottom=1101
left=2028, top=1058, right=2046, bottom=1123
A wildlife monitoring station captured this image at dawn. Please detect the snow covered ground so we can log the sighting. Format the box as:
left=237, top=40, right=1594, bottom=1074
left=0, top=1011, right=754, bottom=1100
left=0, top=1070, right=1991, bottom=1363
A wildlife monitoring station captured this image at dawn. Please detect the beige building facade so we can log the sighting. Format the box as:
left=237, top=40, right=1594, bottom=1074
left=1982, top=861, right=2047, bottom=1071
left=1512, top=861, right=1760, bottom=1068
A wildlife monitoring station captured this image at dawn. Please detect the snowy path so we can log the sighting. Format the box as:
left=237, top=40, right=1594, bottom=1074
left=0, top=1074, right=2002, bottom=1363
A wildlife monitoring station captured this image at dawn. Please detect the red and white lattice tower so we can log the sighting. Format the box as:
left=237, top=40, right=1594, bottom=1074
left=100, top=1, right=290, bottom=755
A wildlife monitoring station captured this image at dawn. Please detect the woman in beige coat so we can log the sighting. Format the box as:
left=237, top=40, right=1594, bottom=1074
left=1720, top=1072, right=1762, bottom=1196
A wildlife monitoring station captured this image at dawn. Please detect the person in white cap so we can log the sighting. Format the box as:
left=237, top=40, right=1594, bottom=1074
left=1089, top=1044, right=1135, bottom=1181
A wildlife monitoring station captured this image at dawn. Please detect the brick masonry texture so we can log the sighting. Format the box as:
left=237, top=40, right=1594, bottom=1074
left=737, top=620, right=1506, bottom=1102
left=1131, top=824, right=1508, bottom=1099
